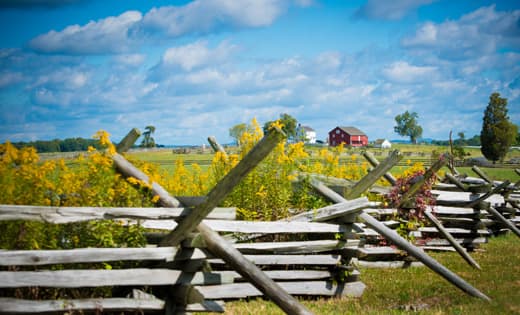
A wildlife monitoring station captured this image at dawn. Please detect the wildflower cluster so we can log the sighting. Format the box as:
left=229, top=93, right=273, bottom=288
left=386, top=169, right=436, bottom=239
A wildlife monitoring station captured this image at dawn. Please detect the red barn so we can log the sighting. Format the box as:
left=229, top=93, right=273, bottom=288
left=328, top=126, right=368, bottom=147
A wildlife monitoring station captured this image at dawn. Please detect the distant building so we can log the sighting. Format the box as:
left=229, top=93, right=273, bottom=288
left=373, top=139, right=392, bottom=149
left=328, top=126, right=368, bottom=147
left=297, top=124, right=317, bottom=144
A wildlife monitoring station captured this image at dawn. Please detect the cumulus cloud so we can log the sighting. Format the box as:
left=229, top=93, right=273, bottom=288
left=138, top=0, right=304, bottom=37
left=382, top=61, right=437, bottom=83
left=29, top=10, right=142, bottom=54
left=160, top=40, right=238, bottom=71
left=354, top=0, right=436, bottom=20
left=26, top=0, right=309, bottom=55
left=402, top=5, right=520, bottom=60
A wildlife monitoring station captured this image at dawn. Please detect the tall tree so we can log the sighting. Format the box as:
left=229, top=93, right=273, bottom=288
left=263, top=113, right=298, bottom=141
left=480, top=92, right=518, bottom=163
left=394, top=111, right=423, bottom=144
left=141, top=125, right=156, bottom=148
left=229, top=123, right=248, bottom=145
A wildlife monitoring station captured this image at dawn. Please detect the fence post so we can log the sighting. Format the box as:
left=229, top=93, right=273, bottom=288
left=398, top=155, right=447, bottom=208
left=471, top=166, right=493, bottom=184
left=116, top=128, right=141, bottom=153
left=207, top=136, right=227, bottom=157
left=345, top=150, right=402, bottom=199
left=362, top=151, right=398, bottom=186
left=113, top=128, right=314, bottom=315
left=160, top=127, right=286, bottom=247
left=445, top=173, right=468, bottom=191
left=424, top=211, right=481, bottom=269
left=309, top=179, right=491, bottom=301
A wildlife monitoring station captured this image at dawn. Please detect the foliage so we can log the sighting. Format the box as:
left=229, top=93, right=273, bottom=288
left=140, top=125, right=156, bottom=148
left=263, top=113, right=298, bottom=141
left=386, top=165, right=435, bottom=239
left=229, top=123, right=249, bottom=145
left=394, top=111, right=423, bottom=144
left=8, top=137, right=103, bottom=153
left=0, top=134, right=149, bottom=298
left=480, top=92, right=518, bottom=163
left=431, top=134, right=481, bottom=146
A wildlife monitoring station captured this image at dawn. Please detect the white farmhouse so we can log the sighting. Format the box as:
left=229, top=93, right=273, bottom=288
left=297, top=125, right=317, bottom=144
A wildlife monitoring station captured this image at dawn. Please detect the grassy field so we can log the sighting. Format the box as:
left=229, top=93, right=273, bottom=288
left=217, top=233, right=520, bottom=315
left=126, top=145, right=520, bottom=182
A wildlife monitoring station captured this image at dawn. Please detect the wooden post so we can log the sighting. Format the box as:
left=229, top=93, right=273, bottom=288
left=471, top=166, right=493, bottom=184
left=345, top=150, right=402, bottom=199
left=112, top=129, right=313, bottom=315
left=362, top=151, right=397, bottom=186
left=399, top=156, right=447, bottom=208
left=310, top=179, right=491, bottom=301
left=116, top=128, right=141, bottom=153
left=207, top=136, right=227, bottom=156
left=160, top=127, right=286, bottom=247
left=196, top=222, right=313, bottom=315
left=113, top=154, right=181, bottom=208
left=487, top=207, right=520, bottom=238
left=445, top=173, right=468, bottom=191
left=466, top=180, right=510, bottom=209
left=424, top=211, right=481, bottom=269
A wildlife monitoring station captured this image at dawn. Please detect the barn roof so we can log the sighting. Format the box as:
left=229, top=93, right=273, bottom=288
left=337, top=126, right=366, bottom=136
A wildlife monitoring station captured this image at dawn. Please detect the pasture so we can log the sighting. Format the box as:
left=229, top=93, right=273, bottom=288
left=127, top=144, right=520, bottom=182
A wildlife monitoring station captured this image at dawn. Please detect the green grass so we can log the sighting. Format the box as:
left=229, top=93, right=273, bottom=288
left=216, top=233, right=520, bottom=314
left=457, top=167, right=520, bottom=183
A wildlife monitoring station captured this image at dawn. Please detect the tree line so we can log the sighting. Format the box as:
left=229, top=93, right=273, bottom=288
left=8, top=125, right=160, bottom=153
left=9, top=138, right=104, bottom=153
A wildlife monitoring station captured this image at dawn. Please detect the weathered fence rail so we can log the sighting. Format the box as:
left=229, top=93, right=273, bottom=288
left=3, top=130, right=519, bottom=314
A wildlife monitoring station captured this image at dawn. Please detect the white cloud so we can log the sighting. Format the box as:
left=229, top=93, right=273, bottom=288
left=382, top=61, right=437, bottom=83
left=29, top=11, right=142, bottom=54
left=402, top=5, right=520, bottom=60
left=30, top=67, right=91, bottom=90
left=113, top=54, right=146, bottom=67
left=355, top=0, right=436, bottom=20
left=161, top=40, right=237, bottom=71
left=139, top=0, right=300, bottom=37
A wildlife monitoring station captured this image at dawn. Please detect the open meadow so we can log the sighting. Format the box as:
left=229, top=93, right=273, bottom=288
left=127, top=144, right=520, bottom=182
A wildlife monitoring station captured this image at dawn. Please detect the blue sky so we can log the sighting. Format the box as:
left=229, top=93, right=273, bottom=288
left=0, top=0, right=519, bottom=145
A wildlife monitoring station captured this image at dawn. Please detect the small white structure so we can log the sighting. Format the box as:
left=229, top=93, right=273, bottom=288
left=297, top=125, right=317, bottom=144
left=374, top=139, right=392, bottom=149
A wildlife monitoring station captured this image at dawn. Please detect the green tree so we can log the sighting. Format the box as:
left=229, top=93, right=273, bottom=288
left=394, top=111, right=423, bottom=144
left=140, top=125, right=156, bottom=148
left=229, top=123, right=248, bottom=145
left=263, top=113, right=298, bottom=141
left=456, top=132, right=466, bottom=146
left=480, top=92, right=518, bottom=163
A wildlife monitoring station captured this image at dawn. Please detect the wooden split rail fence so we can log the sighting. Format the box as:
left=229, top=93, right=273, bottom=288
left=2, top=130, right=509, bottom=314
